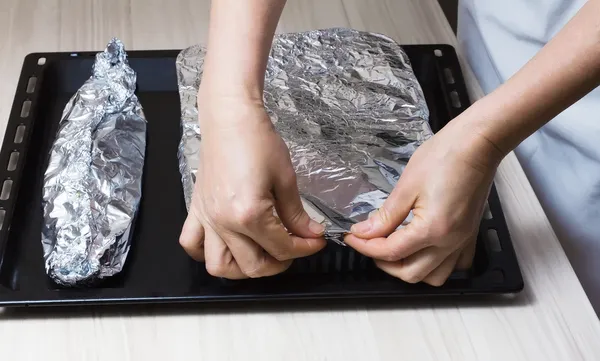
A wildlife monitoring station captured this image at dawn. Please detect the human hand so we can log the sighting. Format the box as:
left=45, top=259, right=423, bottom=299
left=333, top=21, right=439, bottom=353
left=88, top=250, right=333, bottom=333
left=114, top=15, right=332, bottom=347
left=344, top=119, right=504, bottom=286
left=178, top=94, right=327, bottom=279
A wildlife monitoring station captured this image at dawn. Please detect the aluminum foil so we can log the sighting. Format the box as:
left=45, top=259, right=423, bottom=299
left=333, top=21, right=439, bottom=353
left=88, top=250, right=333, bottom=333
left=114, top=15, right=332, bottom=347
left=41, top=38, right=146, bottom=286
left=176, top=28, right=431, bottom=244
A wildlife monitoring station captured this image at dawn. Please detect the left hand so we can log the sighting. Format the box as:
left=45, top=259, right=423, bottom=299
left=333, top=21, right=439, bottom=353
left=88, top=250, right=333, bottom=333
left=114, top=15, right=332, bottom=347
left=178, top=94, right=326, bottom=279
left=344, top=119, right=504, bottom=286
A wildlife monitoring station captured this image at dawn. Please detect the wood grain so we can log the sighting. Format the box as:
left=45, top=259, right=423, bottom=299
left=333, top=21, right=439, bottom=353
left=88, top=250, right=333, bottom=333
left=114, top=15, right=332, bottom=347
left=0, top=0, right=599, bottom=360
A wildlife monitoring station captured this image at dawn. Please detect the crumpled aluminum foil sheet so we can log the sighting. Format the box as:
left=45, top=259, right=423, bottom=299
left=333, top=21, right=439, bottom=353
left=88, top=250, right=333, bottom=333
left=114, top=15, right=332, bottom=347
left=41, top=38, right=147, bottom=286
left=176, top=28, right=431, bottom=244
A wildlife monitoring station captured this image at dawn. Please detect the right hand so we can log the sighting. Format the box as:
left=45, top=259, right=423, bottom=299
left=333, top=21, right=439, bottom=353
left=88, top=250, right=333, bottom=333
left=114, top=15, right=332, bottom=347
left=345, top=118, right=501, bottom=286
left=179, top=94, right=327, bottom=279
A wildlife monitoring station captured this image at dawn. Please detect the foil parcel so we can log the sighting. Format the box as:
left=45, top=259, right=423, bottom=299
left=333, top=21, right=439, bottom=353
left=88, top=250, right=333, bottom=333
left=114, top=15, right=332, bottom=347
left=176, top=28, right=431, bottom=244
left=41, top=38, right=146, bottom=286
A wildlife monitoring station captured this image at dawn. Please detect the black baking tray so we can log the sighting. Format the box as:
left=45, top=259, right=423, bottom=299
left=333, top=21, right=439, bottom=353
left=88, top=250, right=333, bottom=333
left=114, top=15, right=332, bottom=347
left=0, top=44, right=523, bottom=306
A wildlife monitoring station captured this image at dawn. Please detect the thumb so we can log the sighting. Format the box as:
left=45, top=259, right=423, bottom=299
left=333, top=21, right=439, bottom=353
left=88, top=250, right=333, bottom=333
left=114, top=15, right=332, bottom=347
left=179, top=209, right=206, bottom=262
left=351, top=180, right=416, bottom=238
left=273, top=174, right=325, bottom=238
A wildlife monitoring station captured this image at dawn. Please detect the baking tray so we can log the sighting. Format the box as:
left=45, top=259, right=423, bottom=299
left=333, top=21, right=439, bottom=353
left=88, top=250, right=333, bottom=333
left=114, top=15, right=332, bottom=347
left=0, top=44, right=523, bottom=307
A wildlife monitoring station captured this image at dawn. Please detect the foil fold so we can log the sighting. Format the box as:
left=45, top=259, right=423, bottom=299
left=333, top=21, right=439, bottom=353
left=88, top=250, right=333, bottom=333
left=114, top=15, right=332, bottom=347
left=176, top=28, right=431, bottom=244
left=41, top=38, right=146, bottom=286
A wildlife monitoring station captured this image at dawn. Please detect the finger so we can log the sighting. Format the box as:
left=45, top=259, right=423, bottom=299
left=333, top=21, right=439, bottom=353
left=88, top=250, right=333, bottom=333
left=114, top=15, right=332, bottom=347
left=179, top=209, right=205, bottom=262
left=350, top=175, right=417, bottom=238
left=273, top=170, right=326, bottom=238
left=422, top=250, right=461, bottom=287
left=220, top=228, right=292, bottom=278
left=456, top=239, right=477, bottom=270
left=344, top=222, right=428, bottom=262
left=244, top=205, right=326, bottom=261
left=374, top=247, right=448, bottom=284
left=203, top=225, right=246, bottom=279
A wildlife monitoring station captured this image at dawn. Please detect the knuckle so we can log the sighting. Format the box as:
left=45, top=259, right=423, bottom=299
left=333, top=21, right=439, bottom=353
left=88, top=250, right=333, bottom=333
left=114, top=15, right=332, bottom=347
left=380, top=242, right=410, bottom=262
left=244, top=258, right=289, bottom=278
left=381, top=249, right=403, bottom=262
left=243, top=263, right=269, bottom=279
left=286, top=204, right=307, bottom=225
left=426, top=277, right=446, bottom=287
left=397, top=263, right=426, bottom=284
left=402, top=271, right=424, bottom=284
left=244, top=269, right=263, bottom=279
left=205, top=262, right=228, bottom=277
left=179, top=236, right=203, bottom=254
left=422, top=217, right=452, bottom=242
left=230, top=200, right=263, bottom=226
left=207, top=205, right=228, bottom=225
left=272, top=251, right=291, bottom=262
left=377, top=206, right=391, bottom=225
left=178, top=235, right=191, bottom=248
left=205, top=195, right=269, bottom=229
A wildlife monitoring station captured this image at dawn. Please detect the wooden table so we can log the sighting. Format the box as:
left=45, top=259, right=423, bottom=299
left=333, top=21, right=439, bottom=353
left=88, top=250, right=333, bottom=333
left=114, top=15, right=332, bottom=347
left=1, top=1, right=599, bottom=360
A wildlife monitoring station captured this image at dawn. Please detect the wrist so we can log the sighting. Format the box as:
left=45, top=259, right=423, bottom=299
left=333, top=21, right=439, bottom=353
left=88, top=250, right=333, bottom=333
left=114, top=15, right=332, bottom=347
left=200, top=38, right=269, bottom=102
left=445, top=105, right=508, bottom=171
left=199, top=69, right=265, bottom=103
left=196, top=88, right=270, bottom=131
left=198, top=58, right=266, bottom=107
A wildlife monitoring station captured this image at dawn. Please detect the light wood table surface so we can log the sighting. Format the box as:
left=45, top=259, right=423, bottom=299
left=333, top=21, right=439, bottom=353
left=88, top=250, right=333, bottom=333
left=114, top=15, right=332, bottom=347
left=1, top=1, right=600, bottom=360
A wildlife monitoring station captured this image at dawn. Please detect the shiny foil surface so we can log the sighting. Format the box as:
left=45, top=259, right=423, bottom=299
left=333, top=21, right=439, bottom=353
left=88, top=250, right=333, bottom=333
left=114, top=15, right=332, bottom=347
left=176, top=28, right=431, bottom=244
left=41, top=39, right=147, bottom=286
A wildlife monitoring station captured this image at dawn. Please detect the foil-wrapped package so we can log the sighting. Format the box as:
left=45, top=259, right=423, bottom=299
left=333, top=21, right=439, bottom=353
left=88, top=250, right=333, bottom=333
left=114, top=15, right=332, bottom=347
left=176, top=28, right=431, bottom=244
left=41, top=38, right=146, bottom=286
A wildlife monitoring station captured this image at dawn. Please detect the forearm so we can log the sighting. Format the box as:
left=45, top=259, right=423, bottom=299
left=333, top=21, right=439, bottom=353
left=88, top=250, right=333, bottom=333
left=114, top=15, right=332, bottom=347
left=200, top=0, right=286, bottom=101
left=465, top=0, right=600, bottom=158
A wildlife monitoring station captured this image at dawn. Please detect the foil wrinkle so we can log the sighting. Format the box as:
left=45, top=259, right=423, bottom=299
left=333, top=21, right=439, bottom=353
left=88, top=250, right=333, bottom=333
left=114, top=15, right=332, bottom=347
left=176, top=28, right=431, bottom=244
left=41, top=38, right=147, bottom=286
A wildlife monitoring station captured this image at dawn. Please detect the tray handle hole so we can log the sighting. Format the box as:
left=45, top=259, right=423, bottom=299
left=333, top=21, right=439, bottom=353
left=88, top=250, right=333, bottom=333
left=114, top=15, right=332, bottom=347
left=483, top=201, right=493, bottom=220
left=434, top=49, right=443, bottom=57
left=450, top=91, right=462, bottom=108
left=37, top=57, right=46, bottom=66
left=0, top=180, right=13, bottom=201
left=26, top=76, right=37, bottom=94
left=443, top=68, right=455, bottom=84
left=7, top=151, right=19, bottom=172
left=486, top=229, right=502, bottom=252
left=20, top=100, right=32, bottom=118
left=0, top=209, right=5, bottom=230
left=14, top=125, right=26, bottom=144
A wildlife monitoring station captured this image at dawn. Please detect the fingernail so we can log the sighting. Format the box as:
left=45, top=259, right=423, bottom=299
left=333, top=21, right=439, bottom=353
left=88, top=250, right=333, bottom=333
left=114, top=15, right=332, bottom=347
left=351, top=220, right=371, bottom=234
left=309, top=220, right=325, bottom=235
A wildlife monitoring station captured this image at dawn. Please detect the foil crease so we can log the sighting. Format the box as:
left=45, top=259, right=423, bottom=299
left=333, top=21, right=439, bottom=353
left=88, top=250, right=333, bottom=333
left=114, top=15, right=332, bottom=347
left=176, top=28, right=431, bottom=244
left=41, top=38, right=146, bottom=286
